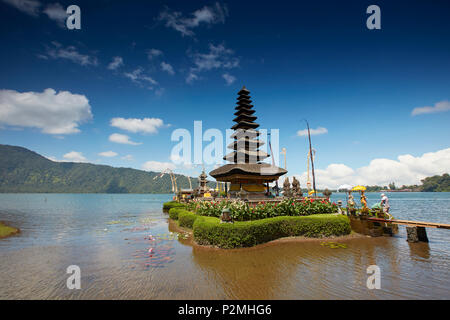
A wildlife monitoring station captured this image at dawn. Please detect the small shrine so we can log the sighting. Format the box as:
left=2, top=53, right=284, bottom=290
left=193, top=169, right=210, bottom=197
left=210, top=86, right=287, bottom=199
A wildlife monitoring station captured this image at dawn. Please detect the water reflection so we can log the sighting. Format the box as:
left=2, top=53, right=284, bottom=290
left=408, top=242, right=431, bottom=260
left=190, top=237, right=418, bottom=299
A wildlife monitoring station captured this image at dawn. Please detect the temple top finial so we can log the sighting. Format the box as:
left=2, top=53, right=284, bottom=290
left=238, top=86, right=250, bottom=95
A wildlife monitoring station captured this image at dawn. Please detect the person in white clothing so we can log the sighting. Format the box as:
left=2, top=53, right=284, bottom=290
left=380, top=193, right=392, bottom=219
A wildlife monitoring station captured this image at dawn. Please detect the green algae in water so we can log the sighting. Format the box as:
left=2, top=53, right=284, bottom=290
left=320, top=242, right=348, bottom=249
left=140, top=217, right=157, bottom=224
left=0, top=222, right=19, bottom=238
left=106, top=220, right=134, bottom=226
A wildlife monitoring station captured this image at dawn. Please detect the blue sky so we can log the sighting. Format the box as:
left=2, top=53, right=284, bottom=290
left=0, top=0, right=449, bottom=188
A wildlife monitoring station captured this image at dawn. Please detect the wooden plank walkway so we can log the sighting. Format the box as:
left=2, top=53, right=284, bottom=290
left=367, top=217, right=450, bottom=229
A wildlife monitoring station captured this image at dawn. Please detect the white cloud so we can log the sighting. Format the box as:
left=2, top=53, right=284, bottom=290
left=411, top=100, right=450, bottom=116
left=187, top=43, right=239, bottom=83
left=107, top=56, right=124, bottom=70
left=63, top=151, right=87, bottom=163
left=142, top=161, right=176, bottom=172
left=161, top=61, right=175, bottom=75
left=288, top=148, right=450, bottom=189
left=124, top=67, right=157, bottom=86
left=0, top=88, right=92, bottom=134
left=192, top=43, right=239, bottom=71
left=186, top=72, right=199, bottom=84
left=170, top=154, right=192, bottom=169
left=98, top=151, right=118, bottom=157
left=222, top=73, right=236, bottom=85
left=121, top=154, right=134, bottom=161
left=109, top=133, right=142, bottom=145
left=42, top=42, right=98, bottom=66
left=147, top=49, right=163, bottom=60
left=158, top=2, right=228, bottom=37
left=155, top=88, right=165, bottom=97
left=110, top=117, right=164, bottom=134
left=297, top=127, right=328, bottom=137
left=45, top=155, right=58, bottom=162
left=2, top=0, right=41, bottom=16
left=43, top=3, right=66, bottom=26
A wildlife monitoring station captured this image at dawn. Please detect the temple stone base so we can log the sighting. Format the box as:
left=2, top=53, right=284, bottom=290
left=228, top=191, right=267, bottom=200
left=406, top=226, right=429, bottom=243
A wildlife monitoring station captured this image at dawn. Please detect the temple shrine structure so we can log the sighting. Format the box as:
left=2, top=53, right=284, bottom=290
left=210, top=86, right=287, bottom=199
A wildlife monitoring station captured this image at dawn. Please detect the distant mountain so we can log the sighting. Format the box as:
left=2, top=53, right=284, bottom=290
left=0, top=145, right=207, bottom=193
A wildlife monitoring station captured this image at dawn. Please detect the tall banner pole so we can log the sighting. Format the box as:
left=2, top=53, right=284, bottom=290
left=268, top=132, right=279, bottom=196
left=306, top=120, right=317, bottom=196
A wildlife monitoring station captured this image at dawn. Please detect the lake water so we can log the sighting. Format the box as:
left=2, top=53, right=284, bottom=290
left=0, top=193, right=449, bottom=299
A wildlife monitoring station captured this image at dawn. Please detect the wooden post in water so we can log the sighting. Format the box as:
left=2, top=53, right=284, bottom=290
left=406, top=226, right=429, bottom=243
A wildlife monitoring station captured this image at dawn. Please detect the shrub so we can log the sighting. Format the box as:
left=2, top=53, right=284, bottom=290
left=163, top=201, right=185, bottom=211
left=193, top=214, right=351, bottom=249
left=168, top=207, right=185, bottom=220
left=178, top=210, right=199, bottom=229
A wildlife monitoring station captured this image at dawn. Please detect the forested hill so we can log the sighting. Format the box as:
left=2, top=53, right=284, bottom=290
left=0, top=144, right=204, bottom=193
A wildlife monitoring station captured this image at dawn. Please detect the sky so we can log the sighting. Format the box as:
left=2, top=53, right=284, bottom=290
left=0, top=0, right=449, bottom=189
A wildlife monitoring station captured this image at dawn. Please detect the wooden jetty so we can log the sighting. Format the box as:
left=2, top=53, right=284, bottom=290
left=367, top=217, right=450, bottom=242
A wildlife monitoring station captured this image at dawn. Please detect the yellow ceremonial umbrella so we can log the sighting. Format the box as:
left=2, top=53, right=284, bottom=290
left=352, top=185, right=366, bottom=192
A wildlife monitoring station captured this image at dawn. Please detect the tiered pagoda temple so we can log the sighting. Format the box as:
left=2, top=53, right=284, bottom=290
left=210, top=86, right=287, bottom=199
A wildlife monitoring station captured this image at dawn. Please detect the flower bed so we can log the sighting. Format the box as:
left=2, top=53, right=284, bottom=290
left=186, top=198, right=338, bottom=221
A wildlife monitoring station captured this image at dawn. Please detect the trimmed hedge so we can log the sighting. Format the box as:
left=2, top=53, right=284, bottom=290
left=163, top=201, right=185, bottom=211
left=178, top=210, right=199, bottom=229
left=168, top=207, right=351, bottom=248
left=168, top=208, right=199, bottom=228
left=168, top=207, right=183, bottom=220
left=193, top=214, right=351, bottom=248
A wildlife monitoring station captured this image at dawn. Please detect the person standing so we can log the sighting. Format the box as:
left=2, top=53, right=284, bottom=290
left=381, top=193, right=392, bottom=219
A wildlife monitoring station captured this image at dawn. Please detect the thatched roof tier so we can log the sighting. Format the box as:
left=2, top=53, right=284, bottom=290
left=227, top=138, right=264, bottom=149
left=235, top=105, right=253, bottom=111
left=237, top=96, right=252, bottom=103
left=236, top=97, right=252, bottom=104
left=234, top=108, right=255, bottom=116
left=229, top=129, right=260, bottom=139
left=235, top=101, right=253, bottom=108
left=233, top=113, right=257, bottom=123
left=231, top=120, right=260, bottom=130
left=223, top=149, right=269, bottom=162
left=210, top=163, right=287, bottom=181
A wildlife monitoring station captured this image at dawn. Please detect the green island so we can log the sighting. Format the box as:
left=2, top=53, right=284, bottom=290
left=164, top=200, right=351, bottom=249
left=0, top=222, right=19, bottom=239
